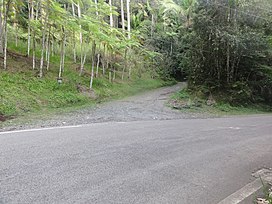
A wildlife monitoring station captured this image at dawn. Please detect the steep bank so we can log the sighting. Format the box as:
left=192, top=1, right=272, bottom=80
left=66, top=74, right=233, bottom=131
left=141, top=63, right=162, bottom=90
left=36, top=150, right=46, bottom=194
left=0, top=51, right=167, bottom=124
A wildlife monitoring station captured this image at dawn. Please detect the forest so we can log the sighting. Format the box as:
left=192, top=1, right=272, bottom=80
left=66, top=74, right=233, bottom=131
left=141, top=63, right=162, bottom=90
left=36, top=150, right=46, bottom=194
left=0, top=0, right=272, bottom=118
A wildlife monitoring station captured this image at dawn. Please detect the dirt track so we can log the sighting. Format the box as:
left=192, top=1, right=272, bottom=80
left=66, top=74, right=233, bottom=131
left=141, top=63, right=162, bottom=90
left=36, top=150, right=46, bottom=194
left=1, top=83, right=213, bottom=131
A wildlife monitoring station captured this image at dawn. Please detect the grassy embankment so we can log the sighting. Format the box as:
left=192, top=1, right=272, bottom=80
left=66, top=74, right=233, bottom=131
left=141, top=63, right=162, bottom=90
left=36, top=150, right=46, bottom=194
left=170, top=88, right=272, bottom=116
left=0, top=41, right=168, bottom=123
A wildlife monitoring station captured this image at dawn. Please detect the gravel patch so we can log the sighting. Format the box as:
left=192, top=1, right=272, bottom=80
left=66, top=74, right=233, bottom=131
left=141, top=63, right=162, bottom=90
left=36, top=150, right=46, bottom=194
left=1, top=82, right=216, bottom=132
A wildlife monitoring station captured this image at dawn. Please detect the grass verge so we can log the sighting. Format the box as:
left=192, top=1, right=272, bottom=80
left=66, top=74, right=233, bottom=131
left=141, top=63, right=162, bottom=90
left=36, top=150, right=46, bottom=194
left=0, top=49, right=168, bottom=125
left=170, top=88, right=272, bottom=116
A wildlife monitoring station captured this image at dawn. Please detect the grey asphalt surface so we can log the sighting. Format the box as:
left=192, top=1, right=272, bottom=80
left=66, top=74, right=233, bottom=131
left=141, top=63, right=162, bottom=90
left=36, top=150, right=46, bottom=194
left=1, top=116, right=272, bottom=204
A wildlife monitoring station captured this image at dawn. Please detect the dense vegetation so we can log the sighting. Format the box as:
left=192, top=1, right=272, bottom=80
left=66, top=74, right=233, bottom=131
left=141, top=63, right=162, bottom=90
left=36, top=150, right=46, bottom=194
left=0, top=0, right=272, bottom=119
left=141, top=0, right=272, bottom=105
left=0, top=0, right=166, bottom=118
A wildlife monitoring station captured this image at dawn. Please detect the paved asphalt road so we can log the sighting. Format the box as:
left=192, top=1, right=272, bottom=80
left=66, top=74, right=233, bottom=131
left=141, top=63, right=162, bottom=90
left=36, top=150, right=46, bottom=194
left=1, top=115, right=272, bottom=204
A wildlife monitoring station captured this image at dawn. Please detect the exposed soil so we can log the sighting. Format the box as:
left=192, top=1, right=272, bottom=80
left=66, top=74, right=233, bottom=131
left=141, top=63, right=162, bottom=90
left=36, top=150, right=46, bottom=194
left=0, top=50, right=44, bottom=72
left=0, top=83, right=216, bottom=132
left=0, top=115, right=8, bottom=122
left=0, top=115, right=14, bottom=122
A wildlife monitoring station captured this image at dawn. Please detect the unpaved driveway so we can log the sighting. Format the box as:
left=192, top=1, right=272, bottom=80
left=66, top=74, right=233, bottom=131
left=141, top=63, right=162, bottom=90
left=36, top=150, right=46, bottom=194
left=2, top=82, right=210, bottom=131
left=67, top=82, right=198, bottom=123
left=1, top=83, right=272, bottom=204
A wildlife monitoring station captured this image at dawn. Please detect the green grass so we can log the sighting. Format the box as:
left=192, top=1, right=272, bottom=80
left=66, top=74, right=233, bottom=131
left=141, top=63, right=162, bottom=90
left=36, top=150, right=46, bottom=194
left=0, top=41, right=166, bottom=121
left=0, top=67, right=165, bottom=118
left=0, top=71, right=90, bottom=116
left=171, top=89, right=272, bottom=116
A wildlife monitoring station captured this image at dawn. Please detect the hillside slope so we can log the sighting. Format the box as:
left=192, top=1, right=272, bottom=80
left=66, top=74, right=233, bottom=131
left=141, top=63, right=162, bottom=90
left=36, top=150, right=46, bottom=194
left=0, top=50, right=166, bottom=122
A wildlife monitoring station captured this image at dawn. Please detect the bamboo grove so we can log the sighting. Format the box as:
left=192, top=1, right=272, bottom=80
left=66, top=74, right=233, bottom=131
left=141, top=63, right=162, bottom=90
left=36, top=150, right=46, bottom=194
left=0, top=0, right=152, bottom=89
left=1, top=0, right=272, bottom=105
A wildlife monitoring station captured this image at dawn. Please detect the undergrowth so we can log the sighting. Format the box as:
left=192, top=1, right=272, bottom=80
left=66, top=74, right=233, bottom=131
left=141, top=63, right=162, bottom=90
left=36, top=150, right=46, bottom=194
left=0, top=42, right=167, bottom=120
left=171, top=88, right=272, bottom=115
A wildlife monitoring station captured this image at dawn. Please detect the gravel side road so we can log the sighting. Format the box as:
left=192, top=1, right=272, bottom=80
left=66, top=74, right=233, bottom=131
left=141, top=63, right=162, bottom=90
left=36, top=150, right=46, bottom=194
left=2, top=82, right=210, bottom=131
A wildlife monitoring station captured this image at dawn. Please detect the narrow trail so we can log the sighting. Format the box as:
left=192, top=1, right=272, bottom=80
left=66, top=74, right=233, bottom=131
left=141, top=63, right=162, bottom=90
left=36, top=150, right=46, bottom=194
left=1, top=82, right=212, bottom=132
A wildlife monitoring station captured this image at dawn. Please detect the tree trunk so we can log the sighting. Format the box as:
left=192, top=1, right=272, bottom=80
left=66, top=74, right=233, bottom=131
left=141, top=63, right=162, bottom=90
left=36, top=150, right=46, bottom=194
left=61, top=30, right=66, bottom=74
left=46, top=41, right=50, bottom=71
left=39, top=1, right=49, bottom=78
left=32, top=0, right=38, bottom=70
left=0, top=1, right=3, bottom=54
left=109, top=0, right=113, bottom=27
left=35, top=1, right=39, bottom=20
left=46, top=26, right=51, bottom=70
left=102, top=44, right=106, bottom=76
left=122, top=49, right=127, bottom=80
left=3, top=17, right=7, bottom=69
left=58, top=46, right=63, bottom=79
left=128, top=66, right=132, bottom=79
left=73, top=32, right=77, bottom=63
left=94, top=0, right=99, bottom=78
left=128, top=54, right=132, bottom=79
left=27, top=0, right=33, bottom=57
left=94, top=0, right=98, bottom=16
left=151, top=14, right=154, bottom=37
left=108, top=53, right=111, bottom=83
left=120, top=0, right=125, bottom=32
left=71, top=2, right=77, bottom=63
left=78, top=3, right=85, bottom=76
left=109, top=70, right=112, bottom=83
left=51, top=39, right=54, bottom=56
left=90, top=41, right=96, bottom=89
left=58, top=27, right=66, bottom=79
left=80, top=52, right=87, bottom=76
left=113, top=66, right=116, bottom=81
left=3, top=0, right=12, bottom=70
left=102, top=60, right=105, bottom=76
left=39, top=31, right=46, bottom=77
left=96, top=53, right=100, bottom=78
left=78, top=3, right=82, bottom=44
left=226, top=43, right=230, bottom=84
left=12, top=4, right=18, bottom=47
left=126, top=0, right=131, bottom=39
left=32, top=31, right=36, bottom=70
